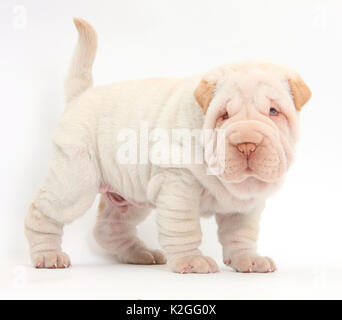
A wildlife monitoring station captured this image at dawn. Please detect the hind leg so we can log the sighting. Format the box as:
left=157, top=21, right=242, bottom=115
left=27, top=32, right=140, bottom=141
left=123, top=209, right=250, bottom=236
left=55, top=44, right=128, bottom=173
left=25, top=143, right=98, bottom=268
left=93, top=195, right=166, bottom=265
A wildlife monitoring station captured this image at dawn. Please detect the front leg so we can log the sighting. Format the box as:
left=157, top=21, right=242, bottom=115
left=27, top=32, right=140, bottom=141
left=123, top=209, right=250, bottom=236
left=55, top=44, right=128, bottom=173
left=154, top=170, right=219, bottom=274
left=216, top=206, right=277, bottom=273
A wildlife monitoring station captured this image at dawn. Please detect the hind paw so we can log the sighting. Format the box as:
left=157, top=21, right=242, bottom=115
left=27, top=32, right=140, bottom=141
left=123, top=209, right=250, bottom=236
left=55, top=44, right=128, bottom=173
left=117, top=244, right=166, bottom=265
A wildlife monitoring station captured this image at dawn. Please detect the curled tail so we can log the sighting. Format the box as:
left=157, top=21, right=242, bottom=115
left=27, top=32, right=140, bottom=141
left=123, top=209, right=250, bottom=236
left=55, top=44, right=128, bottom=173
left=65, top=18, right=97, bottom=103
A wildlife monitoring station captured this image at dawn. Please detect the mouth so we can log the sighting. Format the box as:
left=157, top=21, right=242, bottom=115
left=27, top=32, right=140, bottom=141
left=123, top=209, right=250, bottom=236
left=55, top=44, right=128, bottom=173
left=235, top=165, right=259, bottom=181
left=235, top=155, right=256, bottom=175
left=245, top=167, right=253, bottom=174
left=221, top=160, right=278, bottom=184
left=220, top=166, right=255, bottom=183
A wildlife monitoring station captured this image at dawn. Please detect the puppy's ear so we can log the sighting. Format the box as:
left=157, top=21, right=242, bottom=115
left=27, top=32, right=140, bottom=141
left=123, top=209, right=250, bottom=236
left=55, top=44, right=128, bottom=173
left=287, top=75, right=311, bottom=111
left=194, top=79, right=216, bottom=114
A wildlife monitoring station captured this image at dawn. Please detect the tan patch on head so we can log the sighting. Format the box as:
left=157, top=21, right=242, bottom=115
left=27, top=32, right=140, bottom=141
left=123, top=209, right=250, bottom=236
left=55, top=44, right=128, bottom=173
left=287, top=75, right=311, bottom=111
left=97, top=196, right=106, bottom=218
left=194, top=79, right=216, bottom=114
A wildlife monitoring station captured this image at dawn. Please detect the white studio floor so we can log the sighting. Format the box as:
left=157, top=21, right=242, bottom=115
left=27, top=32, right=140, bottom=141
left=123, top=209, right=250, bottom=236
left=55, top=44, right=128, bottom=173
left=1, top=205, right=342, bottom=300
left=1, top=260, right=341, bottom=300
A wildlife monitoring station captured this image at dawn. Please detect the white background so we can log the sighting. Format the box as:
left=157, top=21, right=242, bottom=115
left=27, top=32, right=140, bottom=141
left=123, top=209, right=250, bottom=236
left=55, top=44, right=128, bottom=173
left=1, top=0, right=342, bottom=299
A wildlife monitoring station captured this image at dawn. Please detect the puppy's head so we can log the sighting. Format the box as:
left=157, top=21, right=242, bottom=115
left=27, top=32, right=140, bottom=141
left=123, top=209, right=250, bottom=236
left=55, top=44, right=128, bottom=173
left=195, top=62, right=311, bottom=195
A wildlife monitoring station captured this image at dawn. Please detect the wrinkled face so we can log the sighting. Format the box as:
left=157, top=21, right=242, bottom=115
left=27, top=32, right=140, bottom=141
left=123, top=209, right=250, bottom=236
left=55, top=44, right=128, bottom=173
left=195, top=62, right=311, bottom=192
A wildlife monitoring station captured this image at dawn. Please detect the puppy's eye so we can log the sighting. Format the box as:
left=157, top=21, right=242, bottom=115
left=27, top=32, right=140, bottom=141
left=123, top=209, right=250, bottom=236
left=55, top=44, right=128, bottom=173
left=222, top=112, right=229, bottom=120
left=269, top=107, right=279, bottom=116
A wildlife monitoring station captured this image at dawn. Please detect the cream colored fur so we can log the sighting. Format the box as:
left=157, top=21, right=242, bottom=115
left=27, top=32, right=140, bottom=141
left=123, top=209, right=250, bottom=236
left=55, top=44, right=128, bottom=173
left=25, top=19, right=311, bottom=273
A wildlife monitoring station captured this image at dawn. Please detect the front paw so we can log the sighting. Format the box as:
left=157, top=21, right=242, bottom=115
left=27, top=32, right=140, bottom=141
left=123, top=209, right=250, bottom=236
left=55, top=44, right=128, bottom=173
left=170, top=255, right=220, bottom=274
left=225, top=254, right=277, bottom=273
left=32, top=251, right=71, bottom=269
